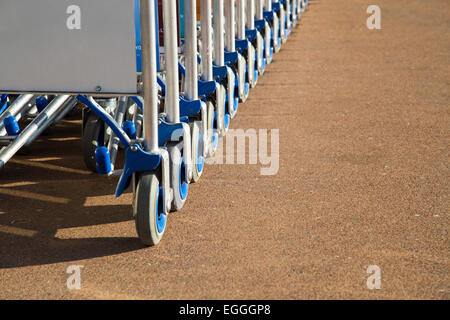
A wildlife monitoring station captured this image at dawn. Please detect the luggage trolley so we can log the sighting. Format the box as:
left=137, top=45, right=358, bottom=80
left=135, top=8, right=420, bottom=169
left=178, top=0, right=210, bottom=183
left=235, top=0, right=258, bottom=93
left=245, top=0, right=266, bottom=83
left=197, top=0, right=227, bottom=153
left=224, top=0, right=249, bottom=103
left=279, top=0, right=290, bottom=42
left=291, top=0, right=299, bottom=28
left=303, top=0, right=309, bottom=13
left=255, top=0, right=274, bottom=66
left=81, top=0, right=195, bottom=212
left=263, top=1, right=281, bottom=55
left=182, top=0, right=223, bottom=156
left=212, top=0, right=238, bottom=122
left=0, top=0, right=311, bottom=245
left=150, top=0, right=194, bottom=212
left=272, top=1, right=286, bottom=47
left=0, top=0, right=174, bottom=246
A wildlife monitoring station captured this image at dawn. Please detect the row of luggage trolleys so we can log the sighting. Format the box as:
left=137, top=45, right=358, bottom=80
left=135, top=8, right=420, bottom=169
left=0, top=0, right=309, bottom=245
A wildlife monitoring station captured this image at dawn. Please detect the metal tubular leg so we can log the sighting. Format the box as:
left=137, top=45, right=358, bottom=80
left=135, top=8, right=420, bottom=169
left=162, top=0, right=180, bottom=123
left=140, top=0, right=172, bottom=211
left=246, top=0, right=255, bottom=30
left=213, top=0, right=225, bottom=67
left=286, top=0, right=291, bottom=31
left=184, top=0, right=208, bottom=161
left=200, top=0, right=213, bottom=81
left=233, top=0, right=249, bottom=102
left=0, top=95, right=70, bottom=170
left=236, top=0, right=246, bottom=40
left=25, top=96, right=77, bottom=147
left=212, top=0, right=228, bottom=136
left=0, top=94, right=35, bottom=135
left=214, top=0, right=236, bottom=120
left=281, top=0, right=287, bottom=43
left=272, top=1, right=281, bottom=53
left=140, top=0, right=159, bottom=153
left=184, top=0, right=198, bottom=101
left=256, top=0, right=264, bottom=20
left=161, top=0, right=193, bottom=194
left=200, top=0, right=217, bottom=155
left=292, top=0, right=297, bottom=26
left=245, top=0, right=257, bottom=88
left=224, top=0, right=235, bottom=52
left=259, top=0, right=272, bottom=64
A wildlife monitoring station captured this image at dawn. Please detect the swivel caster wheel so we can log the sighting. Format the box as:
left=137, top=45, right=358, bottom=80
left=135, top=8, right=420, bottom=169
left=226, top=69, right=239, bottom=119
left=82, top=113, right=110, bottom=173
left=190, top=121, right=205, bottom=183
left=237, top=55, right=250, bottom=103
left=229, top=97, right=239, bottom=119
left=217, top=84, right=228, bottom=137
left=214, top=103, right=230, bottom=138
left=207, top=101, right=218, bottom=157
left=134, top=172, right=166, bottom=246
left=168, top=143, right=189, bottom=212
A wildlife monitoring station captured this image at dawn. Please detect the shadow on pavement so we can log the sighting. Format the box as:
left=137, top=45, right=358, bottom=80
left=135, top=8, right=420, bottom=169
left=0, top=112, right=145, bottom=268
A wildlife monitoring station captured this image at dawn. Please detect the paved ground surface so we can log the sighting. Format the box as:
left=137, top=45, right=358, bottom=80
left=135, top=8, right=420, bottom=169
left=0, top=0, right=448, bottom=299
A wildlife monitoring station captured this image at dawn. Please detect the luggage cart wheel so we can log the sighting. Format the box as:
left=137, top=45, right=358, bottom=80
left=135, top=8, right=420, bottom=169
left=190, top=121, right=204, bottom=183
left=207, top=101, right=218, bottom=157
left=135, top=172, right=166, bottom=246
left=168, top=143, right=189, bottom=211
left=224, top=110, right=230, bottom=131
left=82, top=113, right=109, bottom=173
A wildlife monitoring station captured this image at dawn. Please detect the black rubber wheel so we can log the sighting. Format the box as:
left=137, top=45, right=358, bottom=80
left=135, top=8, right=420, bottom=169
left=82, top=113, right=105, bottom=172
